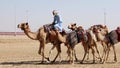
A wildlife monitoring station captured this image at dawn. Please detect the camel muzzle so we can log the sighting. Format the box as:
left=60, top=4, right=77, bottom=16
left=17, top=24, right=20, bottom=28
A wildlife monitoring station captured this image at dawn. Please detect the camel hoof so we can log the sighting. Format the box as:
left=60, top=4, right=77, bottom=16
left=92, top=60, right=95, bottom=64
left=86, top=58, right=89, bottom=60
left=41, top=61, right=44, bottom=63
left=75, top=58, right=78, bottom=62
left=92, top=62, right=95, bottom=64
left=102, top=61, right=105, bottom=64
left=58, top=59, right=62, bottom=63
left=80, top=61, right=83, bottom=64
left=38, top=51, right=41, bottom=55
left=99, top=58, right=102, bottom=62
left=101, top=60, right=105, bottom=64
left=69, top=61, right=74, bottom=64
left=46, top=58, right=50, bottom=61
left=71, top=62, right=74, bottom=65
left=114, top=58, right=117, bottom=62
left=51, top=60, right=55, bottom=63
left=67, top=60, right=71, bottom=63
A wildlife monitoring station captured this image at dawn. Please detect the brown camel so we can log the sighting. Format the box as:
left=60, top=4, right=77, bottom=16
left=95, top=26, right=120, bottom=63
left=68, top=23, right=102, bottom=63
left=17, top=22, right=66, bottom=63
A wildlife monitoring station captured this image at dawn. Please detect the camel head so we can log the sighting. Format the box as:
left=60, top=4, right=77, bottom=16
left=17, top=22, right=30, bottom=31
left=68, top=23, right=77, bottom=30
left=77, top=26, right=84, bottom=31
left=94, top=25, right=109, bottom=36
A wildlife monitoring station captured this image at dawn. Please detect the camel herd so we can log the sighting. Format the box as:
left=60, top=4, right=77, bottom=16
left=17, top=22, right=120, bottom=64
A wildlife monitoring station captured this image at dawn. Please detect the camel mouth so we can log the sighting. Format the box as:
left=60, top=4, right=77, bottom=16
left=17, top=24, right=24, bottom=30
left=68, top=25, right=71, bottom=29
left=17, top=24, right=21, bottom=28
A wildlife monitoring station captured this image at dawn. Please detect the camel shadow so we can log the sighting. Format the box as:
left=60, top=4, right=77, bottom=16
left=0, top=60, right=72, bottom=66
left=0, top=60, right=41, bottom=65
left=0, top=60, right=118, bottom=65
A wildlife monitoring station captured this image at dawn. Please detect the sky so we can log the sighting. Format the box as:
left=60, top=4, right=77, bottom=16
left=0, top=0, right=120, bottom=32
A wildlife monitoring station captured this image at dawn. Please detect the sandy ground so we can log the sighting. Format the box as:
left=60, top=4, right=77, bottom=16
left=0, top=35, right=120, bottom=68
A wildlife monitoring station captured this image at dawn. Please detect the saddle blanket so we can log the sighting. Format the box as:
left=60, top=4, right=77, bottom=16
left=116, top=29, right=120, bottom=41
left=67, top=31, right=78, bottom=47
left=43, top=24, right=53, bottom=32
left=107, top=30, right=118, bottom=45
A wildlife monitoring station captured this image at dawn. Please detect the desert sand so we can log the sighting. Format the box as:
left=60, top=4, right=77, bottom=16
left=0, top=35, right=120, bottom=68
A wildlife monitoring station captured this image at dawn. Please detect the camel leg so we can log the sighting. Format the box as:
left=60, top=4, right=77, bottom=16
left=52, top=44, right=61, bottom=63
left=48, top=45, right=56, bottom=61
left=58, top=51, right=62, bottom=62
left=101, top=42, right=107, bottom=59
left=71, top=49, right=74, bottom=64
left=67, top=48, right=74, bottom=64
left=91, top=46, right=95, bottom=63
left=80, top=51, right=87, bottom=64
left=94, top=42, right=102, bottom=62
left=66, top=48, right=70, bottom=61
left=101, top=44, right=105, bottom=59
left=66, top=47, right=74, bottom=63
left=86, top=50, right=89, bottom=60
left=38, top=44, right=42, bottom=55
left=112, top=45, right=117, bottom=62
left=103, top=43, right=112, bottom=63
left=80, top=44, right=88, bottom=64
left=105, top=45, right=110, bottom=61
left=38, top=40, right=49, bottom=63
left=38, top=42, right=45, bottom=63
left=101, top=42, right=107, bottom=63
left=65, top=44, right=71, bottom=61
left=74, top=49, right=78, bottom=61
left=66, top=45, right=77, bottom=63
left=41, top=41, right=45, bottom=63
left=41, top=46, right=44, bottom=63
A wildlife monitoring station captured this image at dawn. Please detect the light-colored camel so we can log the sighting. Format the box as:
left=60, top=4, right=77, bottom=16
left=67, top=23, right=102, bottom=63
left=91, top=25, right=110, bottom=63
left=89, top=25, right=109, bottom=60
left=95, top=26, right=120, bottom=63
left=17, top=22, right=66, bottom=63
left=18, top=22, right=49, bottom=62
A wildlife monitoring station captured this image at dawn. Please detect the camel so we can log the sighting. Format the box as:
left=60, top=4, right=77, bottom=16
left=44, top=23, right=85, bottom=63
left=67, top=23, right=102, bottom=63
left=95, top=26, right=120, bottom=63
left=17, top=22, right=66, bottom=63
left=91, top=25, right=111, bottom=63
left=45, top=23, right=84, bottom=63
left=89, top=25, right=109, bottom=60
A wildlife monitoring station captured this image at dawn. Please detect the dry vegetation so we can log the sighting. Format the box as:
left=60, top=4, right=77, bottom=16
left=0, top=35, right=120, bottom=68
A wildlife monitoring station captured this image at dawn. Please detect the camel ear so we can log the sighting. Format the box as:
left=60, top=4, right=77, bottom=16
left=74, top=23, right=76, bottom=26
left=104, top=25, right=107, bottom=28
left=26, top=22, right=28, bottom=25
left=105, top=25, right=107, bottom=27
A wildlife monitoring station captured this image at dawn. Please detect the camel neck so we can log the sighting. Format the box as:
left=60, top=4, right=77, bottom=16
left=24, top=29, right=38, bottom=40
